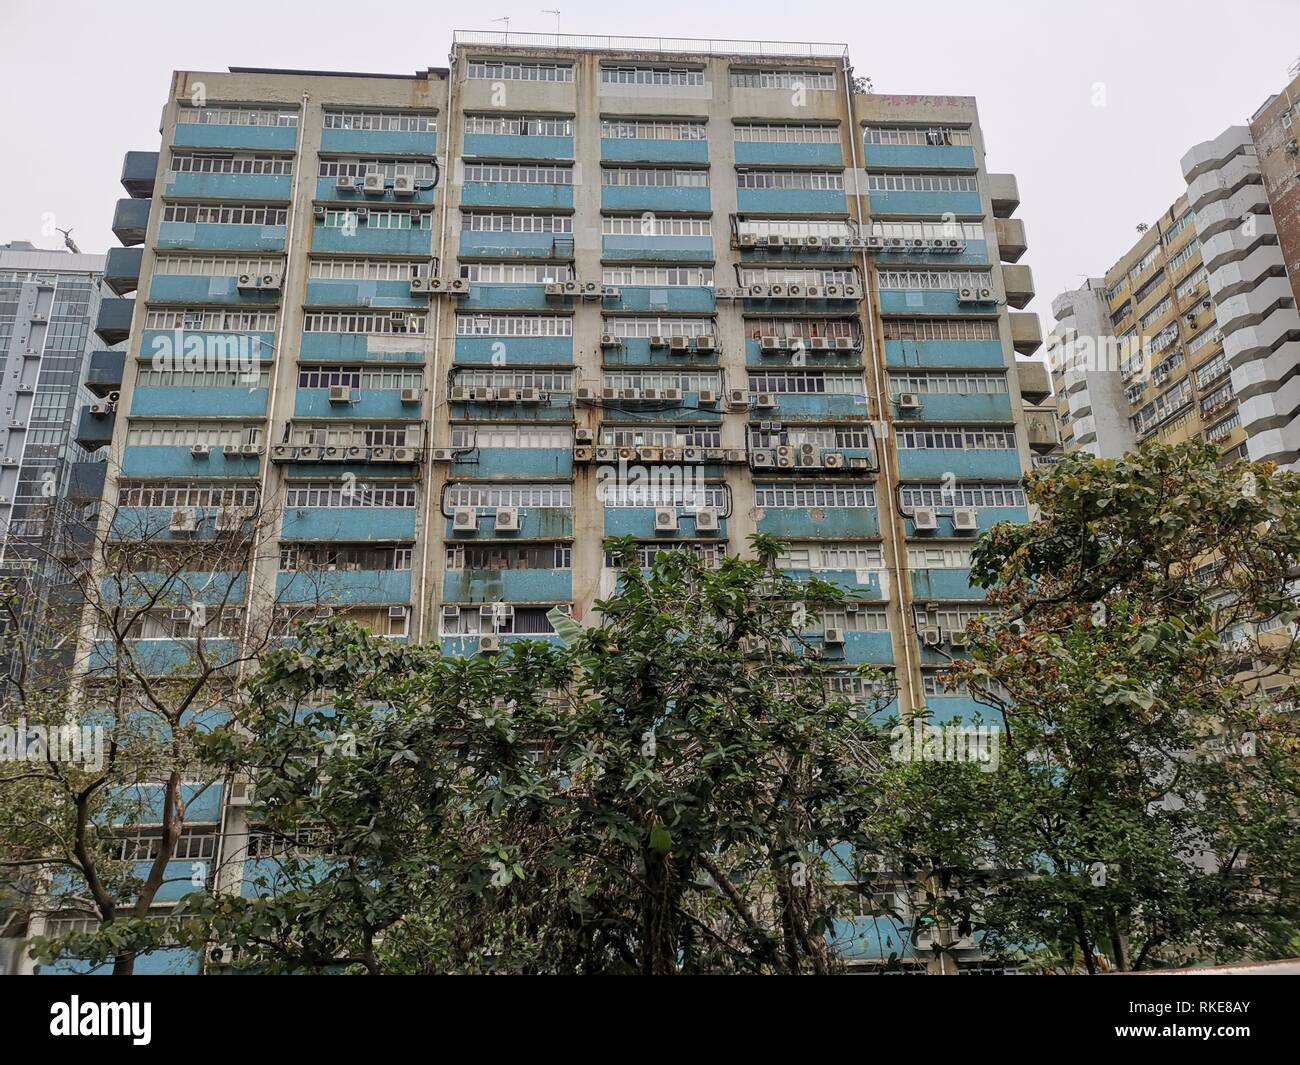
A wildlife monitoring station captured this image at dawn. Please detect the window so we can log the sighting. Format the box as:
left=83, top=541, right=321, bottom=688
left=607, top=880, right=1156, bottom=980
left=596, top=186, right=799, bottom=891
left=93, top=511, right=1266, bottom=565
left=171, top=152, right=293, bottom=175
left=467, top=59, right=573, bottom=82
left=887, top=372, right=1008, bottom=395
left=285, top=482, right=417, bottom=508
left=460, top=263, right=574, bottom=284
left=440, top=605, right=561, bottom=636
left=323, top=110, right=435, bottom=132
left=749, top=425, right=874, bottom=449
left=734, top=123, right=839, bottom=143
left=738, top=266, right=858, bottom=286
left=1200, top=380, right=1235, bottom=416
left=1187, top=326, right=1221, bottom=356
left=302, top=311, right=426, bottom=335
left=603, top=316, right=712, bottom=338
left=144, top=308, right=277, bottom=331
left=297, top=365, right=423, bottom=390
left=602, top=118, right=707, bottom=140
left=602, top=266, right=714, bottom=287
left=453, top=368, right=573, bottom=391
left=602, top=369, right=721, bottom=392
left=736, top=169, right=843, bottom=190
left=463, top=162, right=574, bottom=185
left=745, top=317, right=856, bottom=341
left=730, top=69, right=836, bottom=91
left=1176, top=266, right=1208, bottom=300
left=125, top=422, right=263, bottom=447
left=1167, top=239, right=1201, bottom=275
left=754, top=483, right=877, bottom=508
left=1131, top=377, right=1193, bottom=434
left=444, top=483, right=571, bottom=509
left=738, top=218, right=855, bottom=240
left=1128, top=246, right=1160, bottom=284
left=602, top=215, right=712, bottom=237
left=161, top=203, right=288, bottom=226
left=603, top=542, right=726, bottom=569
left=876, top=270, right=993, bottom=290
left=460, top=211, right=573, bottom=233
left=1139, top=296, right=1173, bottom=332
left=281, top=544, right=412, bottom=571
left=287, top=423, right=418, bottom=448
left=321, top=208, right=431, bottom=230
left=1195, top=351, right=1228, bottom=388
left=601, top=66, right=706, bottom=86
left=898, top=483, right=1026, bottom=510
left=464, top=114, right=573, bottom=136
left=601, top=167, right=709, bottom=188
left=1206, top=412, right=1242, bottom=441
left=177, top=105, right=298, bottom=127
left=777, top=543, right=883, bottom=569
left=865, top=173, right=978, bottom=192
left=863, top=126, right=972, bottom=146
left=318, top=158, right=438, bottom=182
left=746, top=371, right=865, bottom=396
left=908, top=545, right=975, bottom=569
left=136, top=367, right=270, bottom=388
left=455, top=314, right=572, bottom=337
left=450, top=425, right=571, bottom=449
left=882, top=318, right=998, bottom=341
left=446, top=543, right=571, bottom=570
left=601, top=483, right=729, bottom=508
left=119, top=482, right=260, bottom=508
left=600, top=425, right=720, bottom=448
left=153, top=254, right=284, bottom=277
left=307, top=259, right=430, bottom=281
left=895, top=427, right=1016, bottom=450
left=817, top=609, right=889, bottom=632
left=870, top=219, right=985, bottom=240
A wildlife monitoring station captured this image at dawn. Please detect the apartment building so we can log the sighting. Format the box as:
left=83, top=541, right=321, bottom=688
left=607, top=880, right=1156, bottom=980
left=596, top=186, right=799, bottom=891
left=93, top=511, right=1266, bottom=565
left=1050, top=194, right=1240, bottom=460
left=58, top=30, right=1046, bottom=974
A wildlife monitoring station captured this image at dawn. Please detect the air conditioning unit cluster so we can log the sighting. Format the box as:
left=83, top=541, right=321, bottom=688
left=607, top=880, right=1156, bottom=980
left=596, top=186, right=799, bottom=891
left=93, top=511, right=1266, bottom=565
left=544, top=280, right=604, bottom=300
left=410, top=276, right=470, bottom=297
left=745, top=283, right=860, bottom=301
left=866, top=236, right=968, bottom=254
left=647, top=334, right=716, bottom=354
left=271, top=444, right=417, bottom=464
left=594, top=386, right=684, bottom=405
left=451, top=506, right=520, bottom=532
left=448, top=385, right=545, bottom=404
left=957, top=287, right=997, bottom=304
left=759, top=335, right=856, bottom=354
left=236, top=272, right=282, bottom=293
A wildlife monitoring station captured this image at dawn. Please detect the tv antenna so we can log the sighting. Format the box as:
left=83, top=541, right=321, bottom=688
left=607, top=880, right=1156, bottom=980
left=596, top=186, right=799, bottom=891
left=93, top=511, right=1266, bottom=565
left=56, top=227, right=81, bottom=254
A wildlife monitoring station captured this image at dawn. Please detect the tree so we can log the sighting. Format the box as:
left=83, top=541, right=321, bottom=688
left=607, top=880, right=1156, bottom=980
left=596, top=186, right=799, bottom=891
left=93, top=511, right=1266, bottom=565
left=881, top=441, right=1300, bottom=972
left=180, top=535, right=898, bottom=974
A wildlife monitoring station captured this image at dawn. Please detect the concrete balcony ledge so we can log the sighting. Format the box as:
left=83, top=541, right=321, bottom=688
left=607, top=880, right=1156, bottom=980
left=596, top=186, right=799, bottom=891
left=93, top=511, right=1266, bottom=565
left=1180, top=125, right=1252, bottom=182
left=1217, top=277, right=1296, bottom=334
left=995, top=217, right=1026, bottom=262
left=93, top=297, right=134, bottom=345
left=1016, top=360, right=1051, bottom=403
left=988, top=173, right=1019, bottom=218
left=1209, top=244, right=1289, bottom=301
left=1194, top=188, right=1269, bottom=239
left=85, top=350, right=125, bottom=396
left=104, top=246, right=143, bottom=295
left=112, top=197, right=151, bottom=247
left=1009, top=311, right=1043, bottom=354
left=1223, top=311, right=1300, bottom=363
left=1186, top=155, right=1262, bottom=211
left=1201, top=217, right=1278, bottom=272
left=121, top=150, right=159, bottom=197
left=1001, top=263, right=1034, bottom=308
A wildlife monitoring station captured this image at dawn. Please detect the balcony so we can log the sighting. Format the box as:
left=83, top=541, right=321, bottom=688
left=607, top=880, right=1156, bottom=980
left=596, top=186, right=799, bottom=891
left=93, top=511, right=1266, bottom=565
left=158, top=221, right=286, bottom=253
left=602, top=234, right=715, bottom=262
left=460, top=181, right=572, bottom=210
left=121, top=446, right=260, bottom=479
left=131, top=386, right=269, bottom=419
left=884, top=337, right=1004, bottom=369
left=276, top=569, right=412, bottom=607
left=735, top=188, right=847, bottom=215
left=319, top=127, right=436, bottom=156
left=444, top=508, right=572, bottom=540
left=755, top=507, right=879, bottom=539
left=442, top=568, right=572, bottom=604
left=909, top=568, right=985, bottom=602
left=1009, top=312, right=1043, bottom=355
left=879, top=290, right=998, bottom=316
left=735, top=142, right=842, bottom=167
left=74, top=405, right=115, bottom=451
left=1025, top=409, right=1061, bottom=452
left=868, top=189, right=982, bottom=217
left=120, top=151, right=159, bottom=197
left=1001, top=264, right=1035, bottom=309
left=1016, top=360, right=1052, bottom=404
left=311, top=224, right=432, bottom=257
left=603, top=508, right=727, bottom=539
left=988, top=173, right=1019, bottom=218
left=602, top=186, right=711, bottom=213
left=111, top=197, right=151, bottom=246
left=293, top=388, right=419, bottom=419
left=85, top=351, right=125, bottom=396
left=93, top=298, right=133, bottom=345
left=281, top=507, right=417, bottom=542
left=602, top=138, right=710, bottom=165
left=447, top=447, right=572, bottom=479
left=862, top=142, right=976, bottom=170
left=103, top=247, right=142, bottom=295
left=463, top=133, right=574, bottom=160
left=66, top=460, right=107, bottom=503
left=175, top=120, right=298, bottom=152
left=897, top=448, right=1023, bottom=479
left=995, top=217, right=1026, bottom=262
left=168, top=171, right=293, bottom=201
left=305, top=279, right=424, bottom=310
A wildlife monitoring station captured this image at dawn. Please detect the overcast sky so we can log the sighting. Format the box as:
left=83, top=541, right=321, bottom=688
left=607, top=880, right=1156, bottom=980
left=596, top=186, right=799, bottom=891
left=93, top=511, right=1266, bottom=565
left=3, top=0, right=1298, bottom=316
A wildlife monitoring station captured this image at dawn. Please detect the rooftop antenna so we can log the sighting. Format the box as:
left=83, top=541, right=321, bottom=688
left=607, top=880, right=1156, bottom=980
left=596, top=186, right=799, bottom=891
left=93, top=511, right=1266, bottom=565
left=543, top=9, right=561, bottom=32
left=492, top=15, right=510, bottom=37
left=56, top=227, right=80, bottom=254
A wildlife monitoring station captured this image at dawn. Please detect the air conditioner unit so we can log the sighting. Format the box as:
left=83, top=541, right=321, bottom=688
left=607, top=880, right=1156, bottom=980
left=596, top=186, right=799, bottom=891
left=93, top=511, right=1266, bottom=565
left=240, top=443, right=260, bottom=457
left=866, top=236, right=885, bottom=249
left=775, top=446, right=796, bottom=469
left=296, top=446, right=322, bottom=462
left=595, top=446, right=618, bottom=463
left=824, top=452, right=845, bottom=469
left=620, top=387, right=640, bottom=402
left=642, top=388, right=662, bottom=402
left=726, top=389, right=749, bottom=410
left=518, top=387, right=541, bottom=403
left=897, top=392, right=921, bottom=411
left=391, top=447, right=416, bottom=463
left=236, top=273, right=259, bottom=293
left=494, top=507, right=520, bottom=532
left=738, top=232, right=758, bottom=247
left=322, top=446, right=347, bottom=462
left=335, top=175, right=355, bottom=192
left=649, top=335, right=667, bottom=348
left=270, top=444, right=294, bottom=462
left=446, top=278, right=470, bottom=297
left=958, top=288, right=977, bottom=302
left=169, top=507, right=198, bottom=534
left=429, top=448, right=454, bottom=462
left=824, top=284, right=841, bottom=298
left=661, top=388, right=683, bottom=402
left=495, top=387, right=519, bottom=402
left=574, top=428, right=594, bottom=444
left=787, top=284, right=804, bottom=297
left=453, top=506, right=477, bottom=531
left=808, top=337, right=829, bottom=351
left=714, top=287, right=737, bottom=300
left=663, top=336, right=687, bottom=353
left=227, top=779, right=254, bottom=807
left=371, top=446, right=394, bottom=462
left=767, top=235, right=785, bottom=248
left=222, top=444, right=241, bottom=456
left=796, top=443, right=819, bottom=466
left=769, top=284, right=788, bottom=297
left=573, top=445, right=594, bottom=463
left=600, top=387, right=618, bottom=402
left=637, top=446, right=663, bottom=463
left=824, top=627, right=845, bottom=646
left=760, top=336, right=784, bottom=353
left=913, top=507, right=939, bottom=531
left=575, top=387, right=597, bottom=403
left=363, top=172, right=386, bottom=195
left=748, top=284, right=770, bottom=298
left=544, top=283, right=565, bottom=297
left=695, top=507, right=720, bottom=533
left=834, top=336, right=854, bottom=351
left=754, top=393, right=777, bottom=409
left=313, top=205, right=326, bottom=220
left=191, top=443, right=210, bottom=458
left=724, top=448, right=746, bottom=464
left=601, top=286, right=621, bottom=299
left=600, top=333, right=620, bottom=348
left=804, top=285, right=822, bottom=298
left=449, top=386, right=470, bottom=402
left=410, top=277, right=432, bottom=295
left=207, top=944, right=236, bottom=968
left=580, top=280, right=602, bottom=299
left=682, top=447, right=704, bottom=464
left=841, top=285, right=860, bottom=299
left=698, top=389, right=718, bottom=406
left=654, top=507, right=678, bottom=533
left=977, top=287, right=994, bottom=301
left=478, top=634, right=502, bottom=653
left=355, top=206, right=370, bottom=220
left=953, top=507, right=978, bottom=531
left=400, top=387, right=420, bottom=403
left=660, top=447, right=682, bottom=462
left=259, top=274, right=281, bottom=291
left=392, top=174, right=416, bottom=196
left=694, top=335, right=718, bottom=353
left=751, top=449, right=775, bottom=468
left=922, top=627, right=944, bottom=647
left=949, top=629, right=969, bottom=648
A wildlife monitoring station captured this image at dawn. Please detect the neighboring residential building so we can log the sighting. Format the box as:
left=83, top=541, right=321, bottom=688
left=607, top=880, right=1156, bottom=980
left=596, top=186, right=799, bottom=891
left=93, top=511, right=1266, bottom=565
left=50, top=30, right=1046, bottom=974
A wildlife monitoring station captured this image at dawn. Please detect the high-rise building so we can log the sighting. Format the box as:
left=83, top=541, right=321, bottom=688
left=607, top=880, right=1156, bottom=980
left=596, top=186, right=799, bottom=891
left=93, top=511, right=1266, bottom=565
left=1049, top=194, right=1239, bottom=461
left=0, top=242, right=116, bottom=675
left=60, top=31, right=1045, bottom=973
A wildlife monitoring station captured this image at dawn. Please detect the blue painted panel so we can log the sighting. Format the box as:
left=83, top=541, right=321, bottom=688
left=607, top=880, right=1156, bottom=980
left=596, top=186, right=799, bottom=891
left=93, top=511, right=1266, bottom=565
left=803, top=631, right=894, bottom=665
left=863, top=144, right=977, bottom=170
left=281, top=508, right=417, bottom=541
left=456, top=230, right=566, bottom=258
left=868, top=191, right=983, bottom=216
left=139, top=329, right=273, bottom=364
left=877, top=239, right=989, bottom=266
left=314, top=177, right=435, bottom=204
left=461, top=284, right=553, bottom=311
left=157, top=222, right=285, bottom=252
left=450, top=395, right=572, bottom=420
left=121, top=447, right=261, bottom=478
left=601, top=138, right=709, bottom=164
left=304, top=279, right=424, bottom=309
left=442, top=569, right=573, bottom=603
left=299, top=333, right=424, bottom=360
left=735, top=143, right=842, bottom=166
left=920, top=695, right=1002, bottom=727
left=454, top=336, right=572, bottom=365
left=106, top=782, right=223, bottom=825
left=166, top=173, right=292, bottom=200
left=112, top=506, right=232, bottom=542
left=438, top=634, right=566, bottom=657
left=756, top=508, right=880, bottom=538
left=897, top=450, right=1023, bottom=479
left=736, top=189, right=847, bottom=214
left=895, top=393, right=1014, bottom=422
left=602, top=509, right=727, bottom=539
left=828, top=916, right=919, bottom=964
left=910, top=568, right=986, bottom=601
left=601, top=343, right=719, bottom=373
left=276, top=569, right=411, bottom=606
left=602, top=235, right=715, bottom=261
left=759, top=393, right=868, bottom=418
left=293, top=389, right=419, bottom=419
left=463, top=133, right=573, bottom=159
left=905, top=506, right=1027, bottom=537
left=880, top=290, right=999, bottom=316
left=173, top=124, right=298, bottom=151
left=601, top=187, right=711, bottom=213
left=783, top=568, right=885, bottom=599
left=318, top=129, right=437, bottom=155
left=884, top=339, right=1005, bottom=368
left=311, top=227, right=433, bottom=256
left=459, top=182, right=573, bottom=209
left=104, top=570, right=248, bottom=608
left=42, top=946, right=203, bottom=976
left=148, top=275, right=279, bottom=305
left=744, top=339, right=862, bottom=366
left=88, top=639, right=240, bottom=675
left=444, top=509, right=572, bottom=540
left=606, top=287, right=715, bottom=313
left=449, top=447, right=572, bottom=478
left=131, top=387, right=268, bottom=418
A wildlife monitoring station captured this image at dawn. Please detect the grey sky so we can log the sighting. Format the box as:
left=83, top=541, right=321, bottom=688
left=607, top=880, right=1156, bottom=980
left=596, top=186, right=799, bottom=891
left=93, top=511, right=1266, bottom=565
left=2, top=0, right=1298, bottom=317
